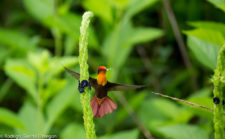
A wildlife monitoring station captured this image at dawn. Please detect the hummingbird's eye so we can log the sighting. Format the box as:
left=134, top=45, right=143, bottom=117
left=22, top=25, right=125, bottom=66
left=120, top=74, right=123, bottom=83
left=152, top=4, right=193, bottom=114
left=98, top=69, right=101, bottom=73
left=98, top=69, right=105, bottom=73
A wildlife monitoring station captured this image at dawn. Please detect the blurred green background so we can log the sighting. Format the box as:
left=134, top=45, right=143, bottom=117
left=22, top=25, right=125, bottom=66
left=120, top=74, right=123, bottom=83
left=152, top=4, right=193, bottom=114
left=0, top=0, right=225, bottom=138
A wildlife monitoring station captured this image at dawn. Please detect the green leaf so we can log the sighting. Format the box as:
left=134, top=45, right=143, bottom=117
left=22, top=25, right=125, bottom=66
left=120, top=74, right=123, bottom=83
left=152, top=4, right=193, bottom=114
left=56, top=13, right=81, bottom=40
left=187, top=36, right=220, bottom=70
left=100, top=129, right=139, bottom=139
left=27, top=51, right=51, bottom=73
left=116, top=92, right=147, bottom=124
left=187, top=88, right=213, bottom=119
left=109, top=0, right=131, bottom=9
left=0, top=125, right=15, bottom=134
left=23, top=0, right=54, bottom=23
left=0, top=108, right=25, bottom=130
left=56, top=13, right=99, bottom=48
left=0, top=47, right=10, bottom=66
left=42, top=78, right=66, bottom=104
left=207, top=0, right=225, bottom=12
left=102, top=20, right=134, bottom=80
left=138, top=98, right=192, bottom=130
left=48, top=56, right=79, bottom=78
left=157, top=124, right=209, bottom=139
left=125, top=0, right=158, bottom=18
left=60, top=123, right=86, bottom=139
left=64, top=36, right=76, bottom=55
left=102, top=19, right=163, bottom=80
left=153, top=99, right=192, bottom=123
left=4, top=59, right=38, bottom=102
left=16, top=101, right=45, bottom=134
left=44, top=82, right=75, bottom=133
left=27, top=51, right=78, bottom=80
left=166, top=70, right=191, bottom=93
left=82, top=0, right=113, bottom=23
left=0, top=79, right=13, bottom=102
left=188, top=21, right=225, bottom=37
left=70, top=80, right=82, bottom=112
left=0, top=28, right=36, bottom=54
left=187, top=97, right=213, bottom=119
left=189, top=88, right=211, bottom=98
left=184, top=28, right=225, bottom=46
left=23, top=0, right=100, bottom=48
left=126, top=27, right=164, bottom=45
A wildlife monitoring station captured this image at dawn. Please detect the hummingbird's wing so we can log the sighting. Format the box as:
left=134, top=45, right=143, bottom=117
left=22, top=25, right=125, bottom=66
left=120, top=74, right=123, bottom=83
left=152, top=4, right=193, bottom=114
left=64, top=67, right=97, bottom=86
left=65, top=67, right=144, bottom=91
left=106, top=82, right=145, bottom=91
left=64, top=67, right=80, bottom=80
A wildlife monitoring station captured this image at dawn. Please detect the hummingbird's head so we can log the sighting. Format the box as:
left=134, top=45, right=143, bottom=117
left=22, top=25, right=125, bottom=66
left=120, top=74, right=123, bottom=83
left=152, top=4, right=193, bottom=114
left=97, top=66, right=108, bottom=86
left=98, top=66, right=108, bottom=74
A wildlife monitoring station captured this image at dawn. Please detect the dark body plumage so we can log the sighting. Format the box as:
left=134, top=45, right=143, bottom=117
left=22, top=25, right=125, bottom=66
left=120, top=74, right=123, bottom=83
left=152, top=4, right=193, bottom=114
left=94, top=84, right=108, bottom=98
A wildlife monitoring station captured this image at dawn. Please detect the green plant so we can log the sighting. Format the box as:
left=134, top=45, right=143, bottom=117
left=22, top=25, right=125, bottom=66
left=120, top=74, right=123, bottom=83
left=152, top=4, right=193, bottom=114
left=212, top=44, right=225, bottom=139
left=183, top=3, right=225, bottom=137
left=2, top=50, right=78, bottom=136
left=78, top=11, right=96, bottom=139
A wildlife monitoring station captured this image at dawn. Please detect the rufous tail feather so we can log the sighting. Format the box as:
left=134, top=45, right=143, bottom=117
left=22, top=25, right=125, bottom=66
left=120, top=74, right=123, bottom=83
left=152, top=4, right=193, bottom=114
left=90, top=96, right=117, bottom=118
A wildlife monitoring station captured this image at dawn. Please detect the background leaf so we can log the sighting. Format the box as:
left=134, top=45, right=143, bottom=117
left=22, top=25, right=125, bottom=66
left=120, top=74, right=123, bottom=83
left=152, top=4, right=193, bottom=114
left=100, top=129, right=139, bottom=139
left=188, top=21, right=225, bottom=37
left=184, top=28, right=225, bottom=46
left=4, top=59, right=38, bottom=101
left=60, top=123, right=86, bottom=139
left=16, top=101, right=45, bottom=134
left=207, top=0, right=225, bottom=12
left=44, top=82, right=75, bottom=133
left=0, top=108, right=25, bottom=130
left=187, top=36, right=220, bottom=70
left=102, top=19, right=163, bottom=80
left=125, top=0, right=158, bottom=18
left=0, top=28, right=36, bottom=54
left=23, top=0, right=54, bottom=24
left=157, top=124, right=209, bottom=139
left=82, top=0, right=113, bottom=23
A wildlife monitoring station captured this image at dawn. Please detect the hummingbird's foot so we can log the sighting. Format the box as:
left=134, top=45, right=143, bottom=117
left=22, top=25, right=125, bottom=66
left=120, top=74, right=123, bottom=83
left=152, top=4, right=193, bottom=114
left=78, top=80, right=91, bottom=93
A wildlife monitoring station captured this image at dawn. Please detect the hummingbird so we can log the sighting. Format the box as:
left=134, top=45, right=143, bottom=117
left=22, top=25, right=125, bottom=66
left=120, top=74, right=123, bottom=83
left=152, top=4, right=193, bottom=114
left=65, top=66, right=144, bottom=118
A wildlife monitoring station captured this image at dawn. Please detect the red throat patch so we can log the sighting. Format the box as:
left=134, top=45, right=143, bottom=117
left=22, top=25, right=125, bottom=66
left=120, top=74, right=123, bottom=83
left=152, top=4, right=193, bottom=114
left=90, top=96, right=117, bottom=118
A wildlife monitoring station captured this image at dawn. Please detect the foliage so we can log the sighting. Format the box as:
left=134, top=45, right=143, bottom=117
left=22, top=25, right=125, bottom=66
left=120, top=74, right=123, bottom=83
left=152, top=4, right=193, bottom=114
left=0, top=0, right=224, bottom=138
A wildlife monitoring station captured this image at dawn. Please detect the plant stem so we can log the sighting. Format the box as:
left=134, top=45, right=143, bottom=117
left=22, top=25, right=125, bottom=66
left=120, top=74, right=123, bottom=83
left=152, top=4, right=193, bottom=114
left=79, top=11, right=96, bottom=139
left=54, top=28, right=62, bottom=56
left=37, top=72, right=44, bottom=138
left=115, top=93, right=154, bottom=139
left=0, top=79, right=13, bottom=102
left=151, top=92, right=225, bottom=116
left=212, top=44, right=225, bottom=139
left=53, top=0, right=62, bottom=56
left=162, top=0, right=198, bottom=91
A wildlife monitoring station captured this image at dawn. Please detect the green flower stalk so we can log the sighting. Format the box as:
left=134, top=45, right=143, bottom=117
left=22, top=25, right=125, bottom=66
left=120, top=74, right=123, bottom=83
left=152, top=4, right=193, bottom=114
left=212, top=44, right=225, bottom=139
left=78, top=11, right=96, bottom=139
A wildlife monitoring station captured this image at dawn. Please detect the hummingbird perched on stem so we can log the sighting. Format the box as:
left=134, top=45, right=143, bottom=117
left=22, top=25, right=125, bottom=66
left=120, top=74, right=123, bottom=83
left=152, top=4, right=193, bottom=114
left=65, top=66, right=144, bottom=118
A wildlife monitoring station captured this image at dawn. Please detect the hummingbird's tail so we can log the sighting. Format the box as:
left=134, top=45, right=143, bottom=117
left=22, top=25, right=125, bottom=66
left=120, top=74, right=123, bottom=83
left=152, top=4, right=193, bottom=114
left=90, top=96, right=117, bottom=118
